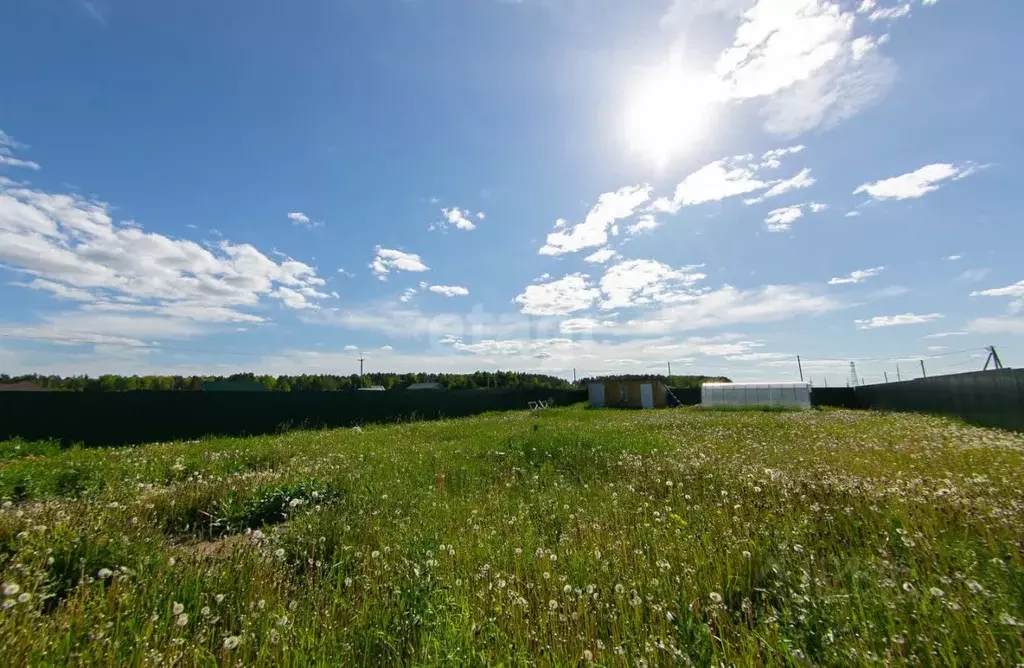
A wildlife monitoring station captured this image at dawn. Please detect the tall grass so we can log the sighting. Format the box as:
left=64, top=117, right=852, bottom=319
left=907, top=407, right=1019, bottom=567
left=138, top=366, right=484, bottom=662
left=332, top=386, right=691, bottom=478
left=1, top=407, right=1022, bottom=665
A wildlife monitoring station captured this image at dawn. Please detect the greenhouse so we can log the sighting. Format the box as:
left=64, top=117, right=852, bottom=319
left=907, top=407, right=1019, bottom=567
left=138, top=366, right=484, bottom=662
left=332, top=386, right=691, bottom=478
left=700, top=382, right=812, bottom=409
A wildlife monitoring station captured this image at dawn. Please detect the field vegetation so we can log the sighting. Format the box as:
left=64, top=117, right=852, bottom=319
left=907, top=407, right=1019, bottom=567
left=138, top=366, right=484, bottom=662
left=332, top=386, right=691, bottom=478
left=1, top=407, right=1022, bottom=665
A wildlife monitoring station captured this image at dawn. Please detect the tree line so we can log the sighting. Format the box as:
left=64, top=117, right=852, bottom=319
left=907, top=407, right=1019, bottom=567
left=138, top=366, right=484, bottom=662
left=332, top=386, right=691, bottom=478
left=1, top=372, right=731, bottom=392
left=0, top=371, right=572, bottom=392
left=577, top=374, right=731, bottom=388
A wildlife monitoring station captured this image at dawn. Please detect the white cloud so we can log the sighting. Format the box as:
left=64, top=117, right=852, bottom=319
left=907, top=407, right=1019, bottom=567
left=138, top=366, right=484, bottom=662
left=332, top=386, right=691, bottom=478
left=398, top=288, right=418, bottom=303
left=868, top=4, right=911, bottom=22
left=828, top=266, right=885, bottom=285
left=559, top=317, right=615, bottom=334
left=0, top=129, right=40, bottom=171
left=967, top=316, right=1024, bottom=335
left=759, top=145, right=804, bottom=169
left=621, top=284, right=841, bottom=334
left=428, top=284, right=470, bottom=297
left=667, top=149, right=811, bottom=211
left=369, top=247, right=430, bottom=280
left=670, top=157, right=768, bottom=209
left=854, top=313, right=944, bottom=329
left=432, top=207, right=481, bottom=232
left=599, top=259, right=706, bottom=310
left=626, top=214, right=659, bottom=235
left=714, top=0, right=855, bottom=101
left=11, top=277, right=96, bottom=301
left=856, top=0, right=877, bottom=12
left=759, top=45, right=896, bottom=137
left=513, top=273, right=600, bottom=316
left=745, top=167, right=815, bottom=204
left=850, top=35, right=880, bottom=61
left=0, top=181, right=329, bottom=338
left=0, top=311, right=208, bottom=348
left=945, top=254, right=962, bottom=261
left=380, top=345, right=394, bottom=352
left=845, top=211, right=861, bottom=217
left=808, top=202, right=828, bottom=213
left=923, top=331, right=966, bottom=339
left=764, top=205, right=804, bottom=231
left=854, top=163, right=979, bottom=200
left=583, top=248, right=619, bottom=264
left=344, top=344, right=359, bottom=351
left=539, top=185, right=651, bottom=255
left=0, top=155, right=41, bottom=170
left=287, top=212, right=311, bottom=225
left=971, top=280, right=1024, bottom=298
left=956, top=268, right=990, bottom=282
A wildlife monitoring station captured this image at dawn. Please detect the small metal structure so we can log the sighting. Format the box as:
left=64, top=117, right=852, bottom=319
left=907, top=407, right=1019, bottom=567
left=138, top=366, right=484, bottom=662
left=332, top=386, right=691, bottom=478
left=407, top=382, right=445, bottom=391
left=588, top=380, right=668, bottom=409
left=357, top=386, right=387, bottom=392
left=528, top=397, right=554, bottom=411
left=701, top=382, right=811, bottom=409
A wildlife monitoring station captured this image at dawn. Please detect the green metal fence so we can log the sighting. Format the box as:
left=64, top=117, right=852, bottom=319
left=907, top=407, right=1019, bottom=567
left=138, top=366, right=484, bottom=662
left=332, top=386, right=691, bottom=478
left=0, top=388, right=588, bottom=447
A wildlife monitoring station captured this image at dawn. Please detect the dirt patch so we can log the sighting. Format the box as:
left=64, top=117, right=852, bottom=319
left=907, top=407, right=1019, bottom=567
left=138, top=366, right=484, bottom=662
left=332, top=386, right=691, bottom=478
left=186, top=533, right=253, bottom=558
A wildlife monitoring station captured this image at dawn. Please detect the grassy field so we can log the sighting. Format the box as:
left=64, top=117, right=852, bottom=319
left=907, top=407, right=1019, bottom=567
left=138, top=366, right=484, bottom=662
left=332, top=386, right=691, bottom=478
left=1, top=407, right=1023, bottom=666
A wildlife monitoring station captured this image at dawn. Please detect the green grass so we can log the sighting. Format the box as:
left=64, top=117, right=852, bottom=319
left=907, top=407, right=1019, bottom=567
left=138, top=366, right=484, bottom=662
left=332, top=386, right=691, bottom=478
left=1, top=406, right=1023, bottom=666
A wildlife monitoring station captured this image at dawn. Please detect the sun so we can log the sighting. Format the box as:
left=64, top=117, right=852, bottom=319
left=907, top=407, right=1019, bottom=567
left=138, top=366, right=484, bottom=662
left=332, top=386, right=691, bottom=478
left=625, top=64, right=720, bottom=168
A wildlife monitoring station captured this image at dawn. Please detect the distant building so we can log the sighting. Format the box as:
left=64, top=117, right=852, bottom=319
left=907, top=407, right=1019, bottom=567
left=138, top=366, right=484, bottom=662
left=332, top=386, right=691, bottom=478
left=202, top=380, right=267, bottom=392
left=0, top=382, right=50, bottom=392
left=588, top=379, right=668, bottom=409
left=407, top=382, right=445, bottom=391
left=357, top=386, right=387, bottom=392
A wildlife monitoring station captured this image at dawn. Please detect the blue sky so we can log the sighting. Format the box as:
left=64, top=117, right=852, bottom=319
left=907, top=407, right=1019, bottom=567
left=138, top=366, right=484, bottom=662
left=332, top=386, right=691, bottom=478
left=1, top=0, right=1022, bottom=385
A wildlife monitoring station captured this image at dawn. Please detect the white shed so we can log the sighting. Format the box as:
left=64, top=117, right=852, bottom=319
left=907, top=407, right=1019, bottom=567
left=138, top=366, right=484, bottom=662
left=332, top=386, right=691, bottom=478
left=701, top=382, right=811, bottom=409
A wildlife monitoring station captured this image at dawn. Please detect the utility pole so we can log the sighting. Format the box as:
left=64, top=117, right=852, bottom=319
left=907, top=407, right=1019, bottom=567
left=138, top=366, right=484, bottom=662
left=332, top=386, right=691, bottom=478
left=919, top=360, right=927, bottom=378
left=884, top=371, right=889, bottom=383
left=667, top=361, right=672, bottom=378
left=797, top=355, right=804, bottom=382
left=823, top=377, right=828, bottom=388
left=849, top=361, right=858, bottom=387
left=358, top=356, right=365, bottom=377
left=984, top=346, right=1004, bottom=370
left=896, top=363, right=902, bottom=382
left=573, top=368, right=577, bottom=383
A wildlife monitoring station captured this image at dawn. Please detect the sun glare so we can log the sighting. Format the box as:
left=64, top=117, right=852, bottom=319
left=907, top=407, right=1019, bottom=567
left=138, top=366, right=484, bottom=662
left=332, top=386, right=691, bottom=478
left=626, top=65, right=720, bottom=168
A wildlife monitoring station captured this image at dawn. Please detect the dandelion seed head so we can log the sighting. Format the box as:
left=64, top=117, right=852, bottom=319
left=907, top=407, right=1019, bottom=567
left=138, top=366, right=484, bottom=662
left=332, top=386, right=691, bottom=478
left=3, top=583, right=20, bottom=596
left=97, top=568, right=113, bottom=580
left=17, top=593, right=30, bottom=603
left=709, top=592, right=723, bottom=604
left=223, top=635, right=240, bottom=650
left=175, top=613, right=188, bottom=626
left=172, top=602, right=185, bottom=615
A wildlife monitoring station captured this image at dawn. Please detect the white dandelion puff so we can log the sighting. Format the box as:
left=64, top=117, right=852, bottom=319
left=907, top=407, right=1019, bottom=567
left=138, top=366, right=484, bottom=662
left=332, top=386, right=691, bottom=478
left=3, top=583, right=20, bottom=596
left=97, top=568, right=113, bottom=580
left=223, top=635, right=241, bottom=650
left=17, top=593, right=31, bottom=603
left=709, top=592, right=723, bottom=604
left=175, top=613, right=189, bottom=627
left=172, top=602, right=185, bottom=615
